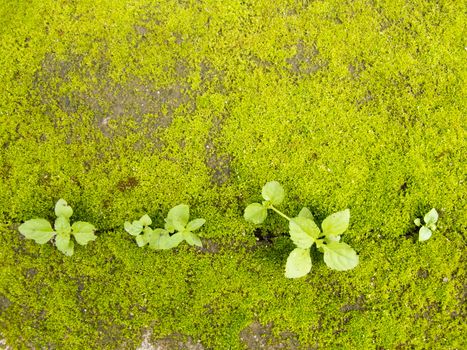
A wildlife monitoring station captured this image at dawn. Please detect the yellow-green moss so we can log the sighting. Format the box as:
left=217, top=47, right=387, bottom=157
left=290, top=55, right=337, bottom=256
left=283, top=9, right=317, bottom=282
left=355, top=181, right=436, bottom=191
left=0, top=0, right=465, bottom=348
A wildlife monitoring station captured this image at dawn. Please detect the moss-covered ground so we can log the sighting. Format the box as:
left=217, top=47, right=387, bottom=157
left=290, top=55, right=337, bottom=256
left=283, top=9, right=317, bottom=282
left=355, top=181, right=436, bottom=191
left=1, top=0, right=466, bottom=348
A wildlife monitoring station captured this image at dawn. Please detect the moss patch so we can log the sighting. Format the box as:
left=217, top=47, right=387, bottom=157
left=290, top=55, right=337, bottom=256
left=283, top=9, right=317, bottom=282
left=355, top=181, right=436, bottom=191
left=0, top=0, right=465, bottom=348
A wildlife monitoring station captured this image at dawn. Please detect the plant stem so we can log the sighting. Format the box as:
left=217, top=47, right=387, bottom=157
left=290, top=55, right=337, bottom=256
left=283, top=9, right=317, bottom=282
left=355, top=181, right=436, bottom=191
left=270, top=205, right=291, bottom=221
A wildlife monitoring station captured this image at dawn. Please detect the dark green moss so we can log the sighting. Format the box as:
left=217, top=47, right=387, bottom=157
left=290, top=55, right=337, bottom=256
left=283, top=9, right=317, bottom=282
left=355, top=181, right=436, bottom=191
left=0, top=0, right=465, bottom=348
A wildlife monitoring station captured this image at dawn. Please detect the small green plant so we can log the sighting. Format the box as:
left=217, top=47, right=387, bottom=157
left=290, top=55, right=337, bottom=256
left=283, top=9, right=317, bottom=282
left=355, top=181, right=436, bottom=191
left=414, top=208, right=438, bottom=241
left=124, top=204, right=205, bottom=249
left=18, top=199, right=97, bottom=256
left=244, top=181, right=359, bottom=278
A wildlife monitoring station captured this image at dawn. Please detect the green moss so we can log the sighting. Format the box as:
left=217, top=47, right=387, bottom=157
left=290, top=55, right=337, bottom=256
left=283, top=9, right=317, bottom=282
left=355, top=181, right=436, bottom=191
left=0, top=0, right=465, bottom=348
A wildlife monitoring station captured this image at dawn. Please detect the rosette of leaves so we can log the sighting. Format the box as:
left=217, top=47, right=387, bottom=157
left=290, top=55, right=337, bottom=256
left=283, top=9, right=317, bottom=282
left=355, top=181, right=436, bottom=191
left=286, top=208, right=359, bottom=278
left=124, top=205, right=205, bottom=249
left=414, top=208, right=438, bottom=241
left=18, top=199, right=97, bottom=256
left=164, top=204, right=205, bottom=248
left=244, top=181, right=359, bottom=278
left=124, top=214, right=174, bottom=249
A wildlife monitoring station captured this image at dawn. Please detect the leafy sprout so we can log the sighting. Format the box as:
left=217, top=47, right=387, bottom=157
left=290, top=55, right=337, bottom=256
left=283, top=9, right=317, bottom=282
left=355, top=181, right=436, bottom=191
left=414, top=208, right=438, bottom=241
left=18, top=199, right=97, bottom=256
left=245, top=181, right=359, bottom=278
left=124, top=204, right=205, bottom=250
left=124, top=214, right=172, bottom=249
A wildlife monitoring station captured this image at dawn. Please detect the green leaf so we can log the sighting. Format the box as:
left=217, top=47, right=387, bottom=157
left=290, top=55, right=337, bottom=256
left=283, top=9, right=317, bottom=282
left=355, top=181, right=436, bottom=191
left=18, top=219, right=55, bottom=244
left=325, top=235, right=341, bottom=243
left=158, top=234, right=175, bottom=250
left=285, top=248, right=312, bottom=278
left=164, top=222, right=175, bottom=233
left=414, top=218, right=421, bottom=226
left=168, top=232, right=184, bottom=248
left=323, top=241, right=359, bottom=271
left=244, top=203, right=268, bottom=224
left=54, top=199, right=73, bottom=218
left=298, top=207, right=314, bottom=220
left=165, top=204, right=190, bottom=232
left=184, top=231, right=203, bottom=247
left=139, top=214, right=152, bottom=226
left=135, top=235, right=147, bottom=247
left=186, top=218, right=206, bottom=231
left=124, top=221, right=143, bottom=236
left=424, top=208, right=438, bottom=226
left=54, top=216, right=71, bottom=235
left=321, top=209, right=350, bottom=236
left=419, top=226, right=432, bottom=241
left=261, top=181, right=285, bottom=205
left=148, top=229, right=173, bottom=250
left=55, top=233, right=74, bottom=256
left=289, top=217, right=319, bottom=249
left=72, top=222, right=97, bottom=245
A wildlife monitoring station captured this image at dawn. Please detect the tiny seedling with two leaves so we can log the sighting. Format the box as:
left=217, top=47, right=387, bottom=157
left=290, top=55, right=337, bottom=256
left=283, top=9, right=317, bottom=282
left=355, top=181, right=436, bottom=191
left=124, top=204, right=205, bottom=249
left=414, top=208, right=438, bottom=241
left=18, top=199, right=97, bottom=256
left=244, top=181, right=359, bottom=278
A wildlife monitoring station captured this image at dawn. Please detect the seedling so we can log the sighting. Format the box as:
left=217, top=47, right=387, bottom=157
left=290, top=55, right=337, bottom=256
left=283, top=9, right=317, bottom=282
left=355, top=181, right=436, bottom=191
left=124, top=204, right=205, bottom=249
left=124, top=214, right=173, bottom=249
left=414, top=208, right=438, bottom=241
left=244, top=181, right=359, bottom=278
left=18, top=199, right=97, bottom=256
